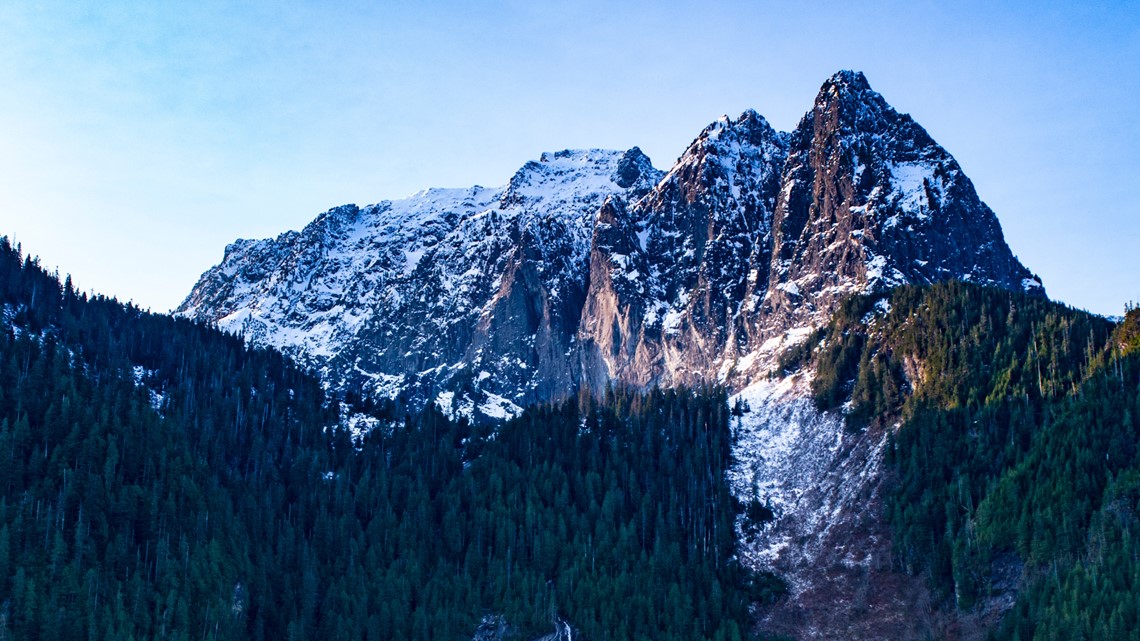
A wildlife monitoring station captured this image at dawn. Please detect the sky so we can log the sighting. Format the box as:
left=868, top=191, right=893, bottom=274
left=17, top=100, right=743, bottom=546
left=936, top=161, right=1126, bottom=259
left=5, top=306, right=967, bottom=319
left=0, top=0, right=1137, bottom=316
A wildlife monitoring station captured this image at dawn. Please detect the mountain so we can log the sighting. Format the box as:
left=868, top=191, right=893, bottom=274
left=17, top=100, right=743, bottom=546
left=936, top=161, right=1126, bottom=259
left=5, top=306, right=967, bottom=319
left=763, top=71, right=1041, bottom=329
left=177, top=71, right=1042, bottom=421
left=7, top=69, right=1136, bottom=641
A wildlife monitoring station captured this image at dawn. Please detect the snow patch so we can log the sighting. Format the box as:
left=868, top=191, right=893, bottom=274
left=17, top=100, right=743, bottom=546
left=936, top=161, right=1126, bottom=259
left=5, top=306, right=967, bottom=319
left=335, top=402, right=388, bottom=447
left=131, top=365, right=165, bottom=412
left=864, top=254, right=906, bottom=288
left=403, top=247, right=426, bottom=276
left=888, top=161, right=939, bottom=217
left=757, top=325, right=815, bottom=356
left=777, top=281, right=801, bottom=296
left=662, top=307, right=685, bottom=334
left=635, top=228, right=650, bottom=252
left=729, top=374, right=892, bottom=586
left=478, top=393, right=523, bottom=420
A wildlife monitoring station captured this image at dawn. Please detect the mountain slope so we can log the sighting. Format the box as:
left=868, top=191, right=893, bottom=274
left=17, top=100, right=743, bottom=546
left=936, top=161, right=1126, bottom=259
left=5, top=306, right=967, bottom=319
left=752, top=282, right=1132, bottom=640
left=0, top=237, right=766, bottom=640
left=178, top=71, right=1043, bottom=419
left=0, top=237, right=339, bottom=640
left=180, top=149, right=662, bottom=416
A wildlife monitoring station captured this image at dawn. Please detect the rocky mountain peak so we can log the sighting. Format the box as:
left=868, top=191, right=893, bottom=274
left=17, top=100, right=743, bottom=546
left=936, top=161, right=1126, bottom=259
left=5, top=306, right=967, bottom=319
left=813, top=70, right=880, bottom=114
left=685, top=108, right=783, bottom=157
left=803, top=69, right=932, bottom=156
left=500, top=148, right=644, bottom=212
left=762, top=72, right=1042, bottom=339
left=575, top=107, right=792, bottom=389
left=649, top=108, right=788, bottom=220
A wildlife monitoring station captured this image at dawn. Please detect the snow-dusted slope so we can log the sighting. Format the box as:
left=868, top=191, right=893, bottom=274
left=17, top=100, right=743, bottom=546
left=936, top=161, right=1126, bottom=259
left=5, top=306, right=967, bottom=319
left=729, top=375, right=937, bottom=640
left=184, top=187, right=498, bottom=366
left=178, top=148, right=662, bottom=416
left=178, top=71, right=1043, bottom=419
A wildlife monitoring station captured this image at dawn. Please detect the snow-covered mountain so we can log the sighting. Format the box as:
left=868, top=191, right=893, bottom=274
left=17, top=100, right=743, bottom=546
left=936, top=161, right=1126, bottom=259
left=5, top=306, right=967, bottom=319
left=178, top=71, right=1042, bottom=419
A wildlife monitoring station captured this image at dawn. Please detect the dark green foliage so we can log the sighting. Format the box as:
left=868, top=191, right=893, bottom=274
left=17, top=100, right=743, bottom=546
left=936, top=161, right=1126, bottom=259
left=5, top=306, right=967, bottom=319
left=377, top=387, right=757, bottom=640
left=800, top=280, right=1140, bottom=637
left=1117, top=305, right=1140, bottom=354
left=983, top=341, right=1140, bottom=640
left=809, top=293, right=906, bottom=429
left=808, top=295, right=872, bottom=412
left=743, top=499, right=775, bottom=535
left=0, top=237, right=763, bottom=640
left=992, top=465, right=1140, bottom=641
left=0, top=238, right=337, bottom=640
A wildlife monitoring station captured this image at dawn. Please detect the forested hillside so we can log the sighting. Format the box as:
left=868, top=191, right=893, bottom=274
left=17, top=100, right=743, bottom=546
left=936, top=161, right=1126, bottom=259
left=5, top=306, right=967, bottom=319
left=796, top=282, right=1140, bottom=639
left=0, top=237, right=764, bottom=640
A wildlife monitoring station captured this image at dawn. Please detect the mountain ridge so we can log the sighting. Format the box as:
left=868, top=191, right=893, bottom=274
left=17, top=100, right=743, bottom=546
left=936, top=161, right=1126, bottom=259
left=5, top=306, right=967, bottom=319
left=177, top=70, right=1043, bottom=420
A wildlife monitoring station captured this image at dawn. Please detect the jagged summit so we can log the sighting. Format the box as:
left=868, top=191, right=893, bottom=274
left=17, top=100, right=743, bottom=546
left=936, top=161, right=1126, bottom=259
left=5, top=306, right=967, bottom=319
left=686, top=108, right=781, bottom=150
left=816, top=70, right=889, bottom=121
left=813, top=70, right=887, bottom=115
left=822, top=68, right=872, bottom=92
left=178, top=71, right=1042, bottom=419
left=179, top=147, right=664, bottom=418
left=500, top=148, right=654, bottom=210
left=576, top=105, right=791, bottom=390
left=763, top=71, right=1042, bottom=337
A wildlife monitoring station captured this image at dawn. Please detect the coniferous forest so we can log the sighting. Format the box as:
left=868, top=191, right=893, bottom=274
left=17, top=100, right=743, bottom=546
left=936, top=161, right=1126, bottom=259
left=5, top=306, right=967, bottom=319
left=801, top=282, right=1140, bottom=640
left=0, top=237, right=766, bottom=640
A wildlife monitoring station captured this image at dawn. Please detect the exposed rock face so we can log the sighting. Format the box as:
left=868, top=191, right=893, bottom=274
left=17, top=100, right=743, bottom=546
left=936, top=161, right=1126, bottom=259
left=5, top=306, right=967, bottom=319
left=177, top=71, right=1043, bottom=418
left=761, top=71, right=1041, bottom=338
left=578, top=109, right=790, bottom=390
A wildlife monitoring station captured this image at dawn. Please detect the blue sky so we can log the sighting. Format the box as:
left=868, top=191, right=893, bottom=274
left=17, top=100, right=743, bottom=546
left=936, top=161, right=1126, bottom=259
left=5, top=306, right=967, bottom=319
left=0, top=0, right=1136, bottom=315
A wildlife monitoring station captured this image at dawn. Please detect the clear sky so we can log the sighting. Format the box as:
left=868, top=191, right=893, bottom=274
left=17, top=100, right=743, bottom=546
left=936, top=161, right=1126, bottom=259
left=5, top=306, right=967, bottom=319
left=1, top=0, right=1136, bottom=315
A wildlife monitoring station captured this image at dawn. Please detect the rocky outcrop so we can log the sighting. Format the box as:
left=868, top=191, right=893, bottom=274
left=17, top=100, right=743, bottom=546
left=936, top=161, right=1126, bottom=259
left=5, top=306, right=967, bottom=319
left=179, top=148, right=663, bottom=416
left=578, top=109, right=790, bottom=389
